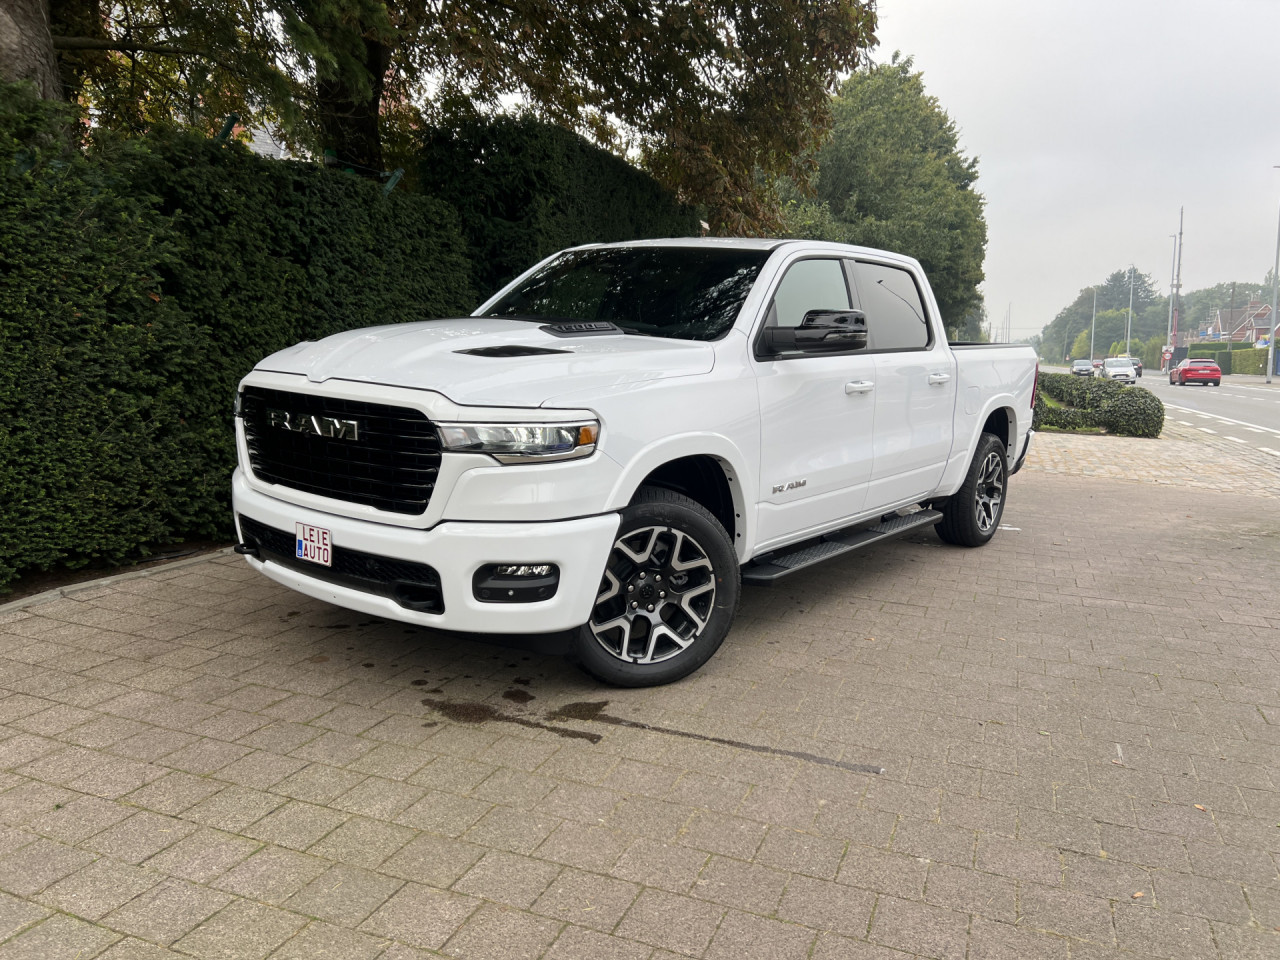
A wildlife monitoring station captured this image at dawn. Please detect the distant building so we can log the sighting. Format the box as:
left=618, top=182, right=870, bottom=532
left=1200, top=300, right=1274, bottom=343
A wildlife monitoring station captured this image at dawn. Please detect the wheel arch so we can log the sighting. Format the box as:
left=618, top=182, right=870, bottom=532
left=606, top=438, right=753, bottom=561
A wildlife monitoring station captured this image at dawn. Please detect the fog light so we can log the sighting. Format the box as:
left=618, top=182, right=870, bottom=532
left=473, top=563, right=560, bottom=603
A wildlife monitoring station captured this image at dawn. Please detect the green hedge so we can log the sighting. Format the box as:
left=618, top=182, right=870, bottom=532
left=418, top=115, right=702, bottom=297
left=0, top=83, right=473, bottom=588
left=0, top=84, right=709, bottom=590
left=1033, top=372, right=1164, bottom=438
left=1226, top=349, right=1267, bottom=376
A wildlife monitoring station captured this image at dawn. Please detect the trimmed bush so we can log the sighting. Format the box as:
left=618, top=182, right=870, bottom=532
left=1227, top=349, right=1267, bottom=376
left=1034, top=372, right=1163, bottom=437
left=1099, top=388, right=1164, bottom=438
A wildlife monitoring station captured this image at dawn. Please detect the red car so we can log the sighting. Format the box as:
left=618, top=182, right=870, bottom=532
left=1169, top=357, right=1221, bottom=386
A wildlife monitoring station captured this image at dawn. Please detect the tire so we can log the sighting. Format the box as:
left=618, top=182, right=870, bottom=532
left=936, top=432, right=1007, bottom=548
left=572, top=487, right=740, bottom=687
left=1213, top=380, right=1220, bottom=387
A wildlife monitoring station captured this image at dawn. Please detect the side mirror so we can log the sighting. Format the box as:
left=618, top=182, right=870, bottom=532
left=764, top=309, right=868, bottom=354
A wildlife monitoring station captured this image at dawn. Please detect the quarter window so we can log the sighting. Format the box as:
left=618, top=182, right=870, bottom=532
left=853, top=262, right=930, bottom=351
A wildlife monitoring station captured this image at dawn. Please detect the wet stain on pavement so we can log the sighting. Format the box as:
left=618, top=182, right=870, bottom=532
left=420, top=697, right=601, bottom=743
left=501, top=689, right=535, bottom=704
left=548, top=701, right=884, bottom=775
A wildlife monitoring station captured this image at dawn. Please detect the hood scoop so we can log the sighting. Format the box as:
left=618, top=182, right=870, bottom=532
left=455, top=345, right=571, bottom=358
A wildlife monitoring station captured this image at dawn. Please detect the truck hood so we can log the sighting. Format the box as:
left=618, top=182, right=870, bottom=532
left=254, top=317, right=716, bottom=407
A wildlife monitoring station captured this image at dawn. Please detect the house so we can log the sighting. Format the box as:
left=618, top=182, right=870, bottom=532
left=1203, top=299, right=1274, bottom=343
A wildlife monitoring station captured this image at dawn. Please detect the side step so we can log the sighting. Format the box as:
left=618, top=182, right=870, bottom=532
left=741, top=509, right=942, bottom=585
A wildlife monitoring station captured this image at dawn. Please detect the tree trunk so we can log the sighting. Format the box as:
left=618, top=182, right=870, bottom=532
left=316, top=34, right=391, bottom=174
left=0, top=0, right=63, bottom=99
left=48, top=0, right=108, bottom=96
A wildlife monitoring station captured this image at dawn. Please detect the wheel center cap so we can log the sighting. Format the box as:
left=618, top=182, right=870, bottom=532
left=639, top=584, right=655, bottom=600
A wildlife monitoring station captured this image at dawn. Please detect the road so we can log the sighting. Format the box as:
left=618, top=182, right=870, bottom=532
left=1048, top=366, right=1280, bottom=460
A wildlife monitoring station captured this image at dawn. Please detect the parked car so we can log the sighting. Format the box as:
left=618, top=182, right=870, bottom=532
left=1092, top=359, right=1103, bottom=369
left=1070, top=359, right=1094, bottom=376
left=231, top=239, right=1037, bottom=686
left=1097, top=357, right=1137, bottom=384
left=1169, top=357, right=1222, bottom=386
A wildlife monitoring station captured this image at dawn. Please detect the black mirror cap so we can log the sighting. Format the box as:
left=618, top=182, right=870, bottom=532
left=763, top=309, right=867, bottom=355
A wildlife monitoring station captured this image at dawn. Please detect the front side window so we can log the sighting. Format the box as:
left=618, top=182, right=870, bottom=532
left=483, top=246, right=770, bottom=341
left=768, top=258, right=852, bottom=328
left=853, top=261, right=931, bottom=351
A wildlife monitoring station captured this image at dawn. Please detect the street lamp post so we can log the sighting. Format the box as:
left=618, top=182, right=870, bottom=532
left=1269, top=201, right=1279, bottom=384
left=1090, top=287, right=1097, bottom=361
left=1126, top=266, right=1135, bottom=355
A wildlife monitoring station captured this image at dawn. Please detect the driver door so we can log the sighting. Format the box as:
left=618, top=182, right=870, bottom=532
left=754, top=258, right=877, bottom=549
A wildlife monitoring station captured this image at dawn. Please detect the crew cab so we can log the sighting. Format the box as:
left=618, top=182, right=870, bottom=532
left=232, top=239, right=1037, bottom=686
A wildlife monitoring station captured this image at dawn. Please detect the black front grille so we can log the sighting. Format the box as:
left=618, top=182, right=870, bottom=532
left=240, top=386, right=441, bottom=515
left=238, top=515, right=444, bottom=614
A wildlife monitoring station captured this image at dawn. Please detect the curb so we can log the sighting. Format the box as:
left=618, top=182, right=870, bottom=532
left=0, top=546, right=238, bottom=616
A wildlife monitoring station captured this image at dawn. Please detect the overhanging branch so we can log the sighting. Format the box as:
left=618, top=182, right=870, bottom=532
left=52, top=37, right=200, bottom=57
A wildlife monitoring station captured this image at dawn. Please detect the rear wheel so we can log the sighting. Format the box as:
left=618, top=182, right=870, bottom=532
left=937, top=432, right=1007, bottom=548
left=573, top=487, right=740, bottom=687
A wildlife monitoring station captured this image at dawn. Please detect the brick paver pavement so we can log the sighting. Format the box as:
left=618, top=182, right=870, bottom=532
left=0, top=431, right=1277, bottom=959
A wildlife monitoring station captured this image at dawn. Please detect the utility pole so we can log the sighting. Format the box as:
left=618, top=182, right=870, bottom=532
left=1264, top=170, right=1280, bottom=382
left=1166, top=231, right=1178, bottom=370
left=1126, top=266, right=1135, bottom=354
left=1090, top=286, right=1097, bottom=360
left=1173, top=208, right=1184, bottom=355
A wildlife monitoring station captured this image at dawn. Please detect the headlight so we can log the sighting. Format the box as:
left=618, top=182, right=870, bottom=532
left=437, top=421, right=599, bottom=464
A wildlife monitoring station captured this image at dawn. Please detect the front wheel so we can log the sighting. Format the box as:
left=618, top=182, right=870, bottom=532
left=572, top=487, right=740, bottom=687
left=936, top=432, right=1007, bottom=548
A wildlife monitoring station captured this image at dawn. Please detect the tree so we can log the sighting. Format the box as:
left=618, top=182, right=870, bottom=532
left=781, top=54, right=987, bottom=332
left=23, top=0, right=877, bottom=231
left=1, top=0, right=61, bottom=98
left=1040, top=268, right=1164, bottom=364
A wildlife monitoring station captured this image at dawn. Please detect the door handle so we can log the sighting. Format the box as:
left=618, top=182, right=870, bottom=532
left=845, top=380, right=875, bottom=394
left=927, top=372, right=952, bottom=385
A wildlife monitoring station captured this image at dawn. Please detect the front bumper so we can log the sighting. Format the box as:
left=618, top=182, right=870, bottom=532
left=232, top=468, right=619, bottom=633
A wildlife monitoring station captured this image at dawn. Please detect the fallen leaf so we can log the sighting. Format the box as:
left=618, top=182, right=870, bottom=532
left=1038, top=731, right=1050, bottom=736
left=1111, top=759, right=1124, bottom=765
left=1194, top=804, right=1206, bottom=812
left=1099, top=850, right=1108, bottom=859
left=1131, top=891, right=1144, bottom=899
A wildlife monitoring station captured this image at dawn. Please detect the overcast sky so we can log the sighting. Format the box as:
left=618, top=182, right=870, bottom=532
left=872, top=0, right=1280, bottom=339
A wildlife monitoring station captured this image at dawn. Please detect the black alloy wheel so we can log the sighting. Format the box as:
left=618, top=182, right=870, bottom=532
left=574, top=487, right=739, bottom=687
left=936, top=432, right=1007, bottom=548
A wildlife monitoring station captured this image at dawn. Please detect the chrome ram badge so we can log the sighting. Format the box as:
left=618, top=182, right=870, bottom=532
left=266, top=408, right=361, bottom=441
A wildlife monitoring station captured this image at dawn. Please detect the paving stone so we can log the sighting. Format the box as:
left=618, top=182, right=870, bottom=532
left=143, top=827, right=260, bottom=883
left=0, top=912, right=120, bottom=959
left=690, top=854, right=789, bottom=914
left=454, top=850, right=562, bottom=909
left=530, top=867, right=639, bottom=931
left=1016, top=882, right=1115, bottom=943
left=868, top=894, right=968, bottom=960
left=614, top=887, right=725, bottom=956
left=26, top=794, right=132, bottom=844
left=172, top=898, right=307, bottom=959
left=775, top=874, right=874, bottom=940
left=378, top=832, right=485, bottom=887
left=283, top=863, right=403, bottom=926
left=610, top=837, right=708, bottom=892
left=0, top=837, right=97, bottom=895
left=36, top=856, right=159, bottom=920
left=212, top=845, right=328, bottom=903
left=440, top=902, right=562, bottom=960
left=101, top=877, right=232, bottom=944
left=183, top=785, right=284, bottom=832
left=543, top=925, right=650, bottom=960
left=85, top=810, right=196, bottom=865
left=705, top=910, right=816, bottom=960
left=244, top=800, right=347, bottom=851
left=357, top=882, right=480, bottom=950
left=267, top=919, right=386, bottom=960
left=0, top=888, right=49, bottom=939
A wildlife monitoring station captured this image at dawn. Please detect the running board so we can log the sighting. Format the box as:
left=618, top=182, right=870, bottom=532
left=741, top=510, right=942, bottom=584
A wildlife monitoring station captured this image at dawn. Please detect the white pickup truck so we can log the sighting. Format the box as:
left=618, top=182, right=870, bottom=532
left=232, top=239, right=1037, bottom=686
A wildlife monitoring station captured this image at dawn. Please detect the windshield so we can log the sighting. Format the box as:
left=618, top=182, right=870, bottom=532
left=482, top=246, right=770, bottom=341
left=1104, top=358, right=1131, bottom=368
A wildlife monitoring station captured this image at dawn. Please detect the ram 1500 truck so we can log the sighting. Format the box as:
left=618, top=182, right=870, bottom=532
left=232, top=239, right=1037, bottom=686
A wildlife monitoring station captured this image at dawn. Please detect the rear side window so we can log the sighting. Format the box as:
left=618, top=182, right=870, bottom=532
left=851, top=262, right=930, bottom=351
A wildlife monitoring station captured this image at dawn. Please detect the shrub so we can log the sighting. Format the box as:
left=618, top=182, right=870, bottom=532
left=1228, top=349, right=1266, bottom=376
left=1034, top=372, right=1163, bottom=437
left=1099, top=388, right=1164, bottom=438
left=0, top=82, right=474, bottom=588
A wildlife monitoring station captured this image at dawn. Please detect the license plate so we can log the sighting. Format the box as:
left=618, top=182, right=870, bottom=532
left=295, top=523, right=333, bottom=567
